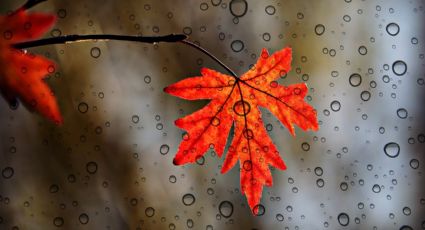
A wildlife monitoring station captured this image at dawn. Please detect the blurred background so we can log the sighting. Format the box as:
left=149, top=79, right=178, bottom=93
left=0, top=0, right=424, bottom=229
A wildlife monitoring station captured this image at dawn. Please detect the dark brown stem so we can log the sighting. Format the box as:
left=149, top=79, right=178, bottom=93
left=19, top=0, right=47, bottom=11
left=179, top=40, right=238, bottom=78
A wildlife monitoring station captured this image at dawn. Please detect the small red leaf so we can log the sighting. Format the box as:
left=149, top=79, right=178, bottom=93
left=0, top=10, right=62, bottom=124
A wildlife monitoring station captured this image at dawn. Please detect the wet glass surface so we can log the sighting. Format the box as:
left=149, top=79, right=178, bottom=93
left=0, top=0, right=424, bottom=229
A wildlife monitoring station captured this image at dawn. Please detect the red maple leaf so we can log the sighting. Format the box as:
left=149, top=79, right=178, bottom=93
left=0, top=10, right=62, bottom=124
left=165, top=47, right=319, bottom=213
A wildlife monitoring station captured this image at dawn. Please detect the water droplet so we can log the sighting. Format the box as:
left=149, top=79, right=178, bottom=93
left=1, top=167, right=14, bottom=179
left=57, top=9, right=67, bottom=18
left=253, top=204, right=266, bottom=216
left=337, top=213, right=350, bottom=226
left=392, top=60, right=407, bottom=76
left=53, top=217, right=64, bottom=227
left=360, top=91, right=371, bottom=101
left=186, top=219, right=194, bottom=228
left=384, top=142, right=400, bottom=158
left=358, top=46, right=367, bottom=55
left=262, top=32, right=271, bottom=41
left=343, top=15, right=351, bottom=22
left=78, top=102, right=89, bottom=114
left=330, top=100, right=341, bottom=112
left=402, top=206, right=411, bottom=216
left=396, top=108, right=408, bottom=119
left=183, top=27, right=192, bottom=35
left=169, top=175, right=177, bottom=183
left=160, top=144, right=170, bottom=155
left=200, top=2, right=209, bottom=11
left=316, top=179, right=325, bottom=188
left=144, top=75, right=151, bottom=84
left=211, top=0, right=222, bottom=6
left=182, top=193, right=195, bottom=206
left=265, top=5, right=276, bottom=15
left=340, top=182, right=348, bottom=191
left=86, top=162, right=98, bottom=174
left=276, top=213, right=284, bottom=221
left=211, top=117, right=220, bottom=126
left=145, top=207, right=155, bottom=217
left=301, top=142, right=310, bottom=151
left=229, top=0, right=248, bottom=17
left=218, top=201, right=233, bottom=218
left=132, top=115, right=140, bottom=123
left=409, top=159, right=419, bottom=169
left=49, top=184, right=59, bottom=193
left=372, top=184, right=381, bottom=193
left=78, top=213, right=89, bottom=224
left=314, top=24, right=325, bottom=36
left=230, top=40, right=244, bottom=52
left=233, top=100, right=251, bottom=115
left=386, top=23, right=400, bottom=36
left=314, top=167, right=323, bottom=176
left=349, top=73, right=362, bottom=87
left=90, top=47, right=101, bottom=58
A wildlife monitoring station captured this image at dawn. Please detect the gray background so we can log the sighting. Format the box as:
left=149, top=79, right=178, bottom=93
left=0, top=0, right=424, bottom=229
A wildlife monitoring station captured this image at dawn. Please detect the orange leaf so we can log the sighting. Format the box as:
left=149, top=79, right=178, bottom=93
left=165, top=47, right=319, bottom=214
left=0, top=10, right=62, bottom=124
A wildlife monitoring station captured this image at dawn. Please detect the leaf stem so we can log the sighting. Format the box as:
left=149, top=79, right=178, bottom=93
left=13, top=34, right=188, bottom=49
left=19, top=0, right=47, bottom=11
left=179, top=40, right=238, bottom=78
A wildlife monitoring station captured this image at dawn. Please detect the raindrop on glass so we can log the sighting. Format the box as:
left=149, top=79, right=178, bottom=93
left=384, top=142, right=400, bottom=158
left=337, top=213, right=350, bottom=226
left=349, top=73, right=362, bottom=87
left=392, top=60, right=407, bottom=76
left=131, top=115, right=140, bottom=124
left=314, top=24, right=325, bottom=35
left=53, top=217, right=64, bottom=227
left=182, top=193, right=195, bottom=206
left=90, top=47, right=101, bottom=58
left=160, top=144, right=170, bottom=155
left=265, top=5, right=276, bottom=15
left=330, top=100, right=341, bottom=112
left=386, top=23, right=400, bottom=36
left=229, top=0, right=248, bottom=17
left=145, top=207, right=155, bottom=217
left=253, top=204, right=266, bottom=216
left=78, top=102, right=89, bottom=114
left=218, top=201, right=233, bottom=218
left=409, top=159, right=419, bottom=169
left=360, top=91, right=371, bottom=101
left=78, top=213, right=89, bottom=224
left=230, top=40, right=244, bottom=52
left=86, top=162, right=98, bottom=174
left=396, top=108, right=408, bottom=119
left=1, top=167, right=14, bottom=179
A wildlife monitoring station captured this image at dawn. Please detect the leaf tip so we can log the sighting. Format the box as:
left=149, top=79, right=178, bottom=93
left=172, top=158, right=181, bottom=165
left=163, top=86, right=171, bottom=93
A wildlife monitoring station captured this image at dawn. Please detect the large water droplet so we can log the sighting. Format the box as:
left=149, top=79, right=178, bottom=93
left=337, top=213, right=350, bottom=226
left=218, top=201, right=233, bottom=218
left=230, top=40, right=244, bottom=52
left=229, top=0, right=248, bottom=17
left=392, top=60, right=407, bottom=76
left=386, top=22, right=400, bottom=36
left=182, top=193, right=195, bottom=206
left=384, top=142, right=400, bottom=158
left=349, top=73, right=362, bottom=87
